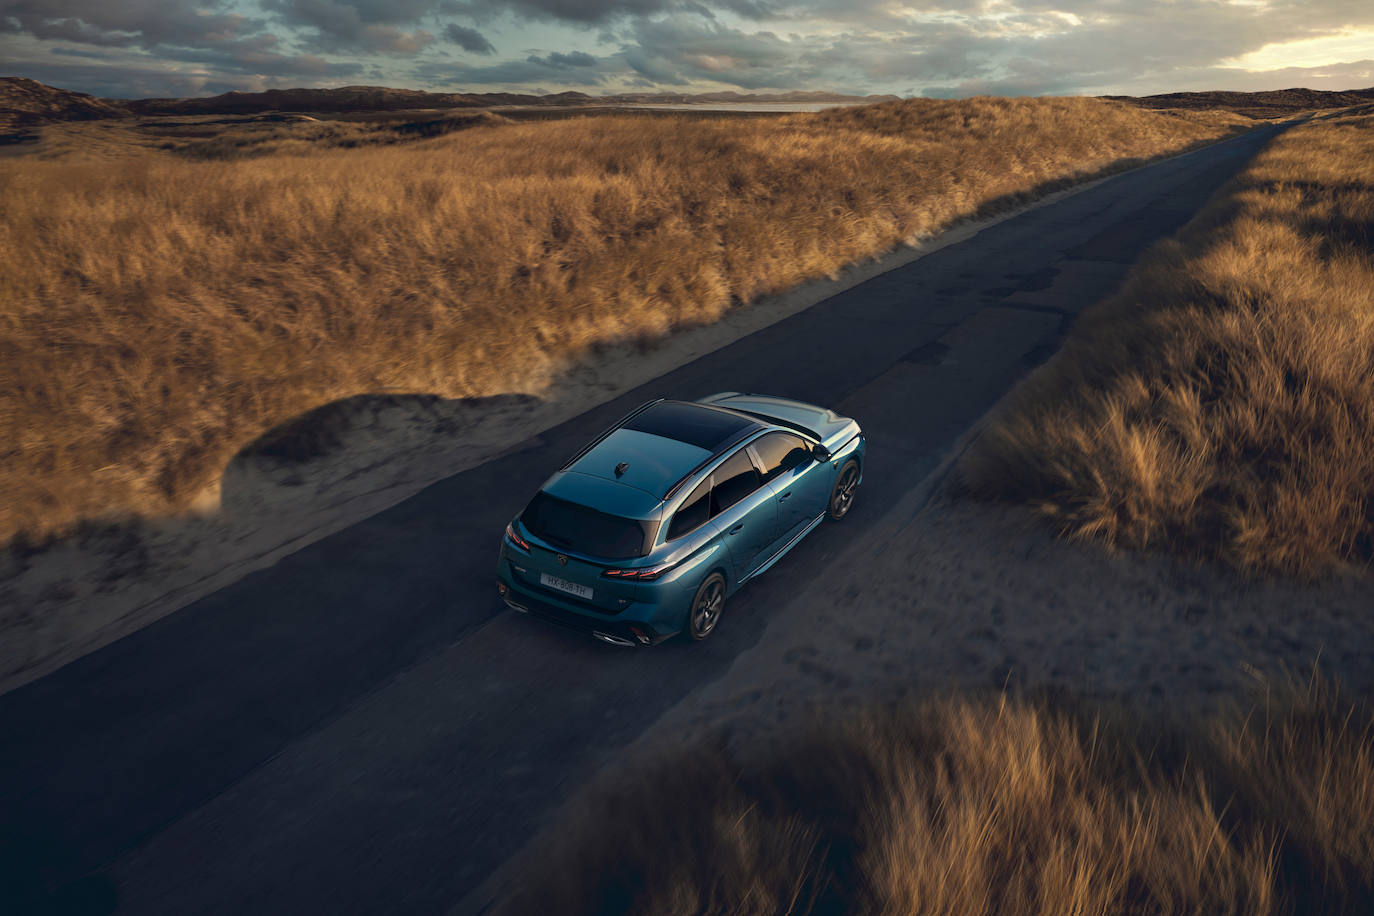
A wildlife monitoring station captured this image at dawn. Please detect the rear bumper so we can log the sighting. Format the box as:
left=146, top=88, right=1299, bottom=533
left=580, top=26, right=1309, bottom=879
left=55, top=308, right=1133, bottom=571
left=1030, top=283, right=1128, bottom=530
left=496, top=576, right=678, bottom=646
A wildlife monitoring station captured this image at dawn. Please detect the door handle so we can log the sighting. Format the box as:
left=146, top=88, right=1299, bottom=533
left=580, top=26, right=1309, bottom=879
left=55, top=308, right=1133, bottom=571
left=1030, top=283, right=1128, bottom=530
left=777, top=492, right=791, bottom=501
left=728, top=523, right=744, bottom=534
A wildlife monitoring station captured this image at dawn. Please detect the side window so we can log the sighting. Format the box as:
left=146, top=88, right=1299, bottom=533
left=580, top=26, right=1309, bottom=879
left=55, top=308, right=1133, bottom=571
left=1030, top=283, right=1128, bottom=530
left=710, top=450, right=762, bottom=515
left=667, top=479, right=711, bottom=541
left=750, top=432, right=812, bottom=484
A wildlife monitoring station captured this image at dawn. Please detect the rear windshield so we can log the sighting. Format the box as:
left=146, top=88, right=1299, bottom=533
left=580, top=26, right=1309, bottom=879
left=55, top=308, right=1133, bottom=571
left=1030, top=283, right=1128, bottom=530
left=520, top=492, right=654, bottom=559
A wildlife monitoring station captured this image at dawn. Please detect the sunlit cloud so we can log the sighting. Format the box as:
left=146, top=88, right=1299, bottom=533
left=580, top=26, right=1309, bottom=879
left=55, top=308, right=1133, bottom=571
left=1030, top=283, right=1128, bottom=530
left=1219, top=27, right=1374, bottom=71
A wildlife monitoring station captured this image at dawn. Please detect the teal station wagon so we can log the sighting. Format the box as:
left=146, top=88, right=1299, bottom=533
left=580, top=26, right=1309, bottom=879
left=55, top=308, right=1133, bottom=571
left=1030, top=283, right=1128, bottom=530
left=496, top=393, right=865, bottom=645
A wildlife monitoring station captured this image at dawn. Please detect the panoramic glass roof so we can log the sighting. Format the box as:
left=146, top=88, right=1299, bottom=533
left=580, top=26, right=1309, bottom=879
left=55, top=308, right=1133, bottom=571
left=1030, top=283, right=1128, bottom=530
left=623, top=401, right=755, bottom=451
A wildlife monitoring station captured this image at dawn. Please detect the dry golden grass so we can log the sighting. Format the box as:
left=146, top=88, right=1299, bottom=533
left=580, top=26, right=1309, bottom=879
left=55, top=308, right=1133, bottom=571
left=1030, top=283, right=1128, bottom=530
left=496, top=680, right=1374, bottom=915
left=0, top=97, right=1243, bottom=544
left=959, top=111, right=1374, bottom=577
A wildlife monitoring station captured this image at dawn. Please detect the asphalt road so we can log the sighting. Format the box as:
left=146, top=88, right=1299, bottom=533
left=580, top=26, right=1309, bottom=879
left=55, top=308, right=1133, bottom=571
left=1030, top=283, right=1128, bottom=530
left=0, top=121, right=1289, bottom=916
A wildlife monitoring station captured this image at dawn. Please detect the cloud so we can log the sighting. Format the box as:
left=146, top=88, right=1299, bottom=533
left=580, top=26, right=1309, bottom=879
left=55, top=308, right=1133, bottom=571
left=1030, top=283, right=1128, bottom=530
left=440, top=0, right=780, bottom=27
left=0, top=0, right=385, bottom=89
left=0, top=0, right=268, bottom=51
left=263, top=0, right=440, bottom=53
left=621, top=16, right=803, bottom=87
left=414, top=49, right=620, bottom=85
left=443, top=23, right=495, bottom=53
left=528, top=50, right=598, bottom=67
left=714, top=0, right=1374, bottom=97
left=4, top=0, right=1374, bottom=100
left=445, top=0, right=675, bottom=25
left=895, top=2, right=1374, bottom=97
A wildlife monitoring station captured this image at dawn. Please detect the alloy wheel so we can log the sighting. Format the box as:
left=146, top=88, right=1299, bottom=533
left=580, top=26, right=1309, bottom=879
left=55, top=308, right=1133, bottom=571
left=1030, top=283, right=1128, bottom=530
left=830, top=462, right=859, bottom=519
left=690, top=575, right=725, bottom=639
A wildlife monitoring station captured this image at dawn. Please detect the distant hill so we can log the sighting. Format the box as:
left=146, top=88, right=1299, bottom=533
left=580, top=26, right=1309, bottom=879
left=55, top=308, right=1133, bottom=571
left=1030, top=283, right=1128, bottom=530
left=124, top=86, right=606, bottom=116
left=1106, top=87, right=1374, bottom=119
left=1, top=78, right=898, bottom=125
left=0, top=76, right=130, bottom=133
left=13, top=77, right=1370, bottom=127
left=611, top=90, right=902, bottom=105
left=125, top=85, right=895, bottom=115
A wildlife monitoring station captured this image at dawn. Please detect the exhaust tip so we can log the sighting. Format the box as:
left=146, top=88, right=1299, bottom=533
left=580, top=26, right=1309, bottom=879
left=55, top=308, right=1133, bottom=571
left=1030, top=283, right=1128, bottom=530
left=593, top=631, right=636, bottom=647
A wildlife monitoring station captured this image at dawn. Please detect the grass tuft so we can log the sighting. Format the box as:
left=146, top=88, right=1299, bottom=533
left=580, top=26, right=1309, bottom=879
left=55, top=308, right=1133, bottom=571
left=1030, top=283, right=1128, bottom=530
left=959, top=110, right=1374, bottom=577
left=497, top=680, right=1374, bottom=915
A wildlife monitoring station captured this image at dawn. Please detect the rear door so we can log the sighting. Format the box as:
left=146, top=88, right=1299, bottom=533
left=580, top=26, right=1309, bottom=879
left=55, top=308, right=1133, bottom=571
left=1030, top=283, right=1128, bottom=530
left=705, top=447, right=777, bottom=583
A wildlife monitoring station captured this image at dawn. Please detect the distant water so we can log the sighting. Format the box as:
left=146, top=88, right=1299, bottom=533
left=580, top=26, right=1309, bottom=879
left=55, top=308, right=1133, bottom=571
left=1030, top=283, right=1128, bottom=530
left=616, top=101, right=871, bottom=113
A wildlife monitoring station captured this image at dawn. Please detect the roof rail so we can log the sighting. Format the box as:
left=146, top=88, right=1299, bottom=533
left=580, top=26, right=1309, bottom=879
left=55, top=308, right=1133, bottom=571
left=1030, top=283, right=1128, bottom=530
left=661, top=424, right=761, bottom=501
left=560, top=398, right=663, bottom=470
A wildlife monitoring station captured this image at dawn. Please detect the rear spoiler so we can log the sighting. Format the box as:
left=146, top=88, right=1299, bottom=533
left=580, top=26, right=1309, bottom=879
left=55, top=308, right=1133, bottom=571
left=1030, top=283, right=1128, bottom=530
left=720, top=407, right=824, bottom=443
left=697, top=393, right=832, bottom=441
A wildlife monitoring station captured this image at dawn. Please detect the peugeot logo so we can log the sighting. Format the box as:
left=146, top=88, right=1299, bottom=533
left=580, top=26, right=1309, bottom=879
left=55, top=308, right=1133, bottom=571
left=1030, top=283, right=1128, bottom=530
left=557, top=554, right=568, bottom=566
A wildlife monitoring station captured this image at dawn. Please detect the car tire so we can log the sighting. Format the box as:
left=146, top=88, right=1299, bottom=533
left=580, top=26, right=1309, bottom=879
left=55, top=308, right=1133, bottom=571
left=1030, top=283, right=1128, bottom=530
left=827, top=459, right=860, bottom=521
left=687, top=572, right=726, bottom=641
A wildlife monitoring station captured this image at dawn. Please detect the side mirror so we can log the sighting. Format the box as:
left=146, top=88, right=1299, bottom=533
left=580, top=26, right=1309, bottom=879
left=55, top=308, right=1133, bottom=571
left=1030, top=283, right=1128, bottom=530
left=812, top=443, right=831, bottom=462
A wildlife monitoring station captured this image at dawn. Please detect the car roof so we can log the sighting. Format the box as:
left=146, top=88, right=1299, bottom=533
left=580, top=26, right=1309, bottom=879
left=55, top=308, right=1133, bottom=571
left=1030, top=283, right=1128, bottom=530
left=622, top=400, right=755, bottom=451
left=548, top=400, right=765, bottom=517
left=567, top=427, right=712, bottom=497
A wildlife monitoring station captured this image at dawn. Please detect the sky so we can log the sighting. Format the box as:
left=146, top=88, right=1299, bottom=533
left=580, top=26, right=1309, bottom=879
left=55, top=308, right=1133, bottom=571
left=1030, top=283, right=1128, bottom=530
left=2, top=0, right=1373, bottom=100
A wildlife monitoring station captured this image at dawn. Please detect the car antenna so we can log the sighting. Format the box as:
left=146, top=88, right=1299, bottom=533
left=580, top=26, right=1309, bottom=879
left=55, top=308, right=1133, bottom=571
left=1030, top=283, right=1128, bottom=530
left=615, top=462, right=629, bottom=477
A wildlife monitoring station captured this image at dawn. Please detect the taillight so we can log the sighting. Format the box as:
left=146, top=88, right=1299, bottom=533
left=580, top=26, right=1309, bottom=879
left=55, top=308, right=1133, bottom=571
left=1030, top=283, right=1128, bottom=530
left=602, top=564, right=672, bottom=581
left=505, top=523, right=532, bottom=552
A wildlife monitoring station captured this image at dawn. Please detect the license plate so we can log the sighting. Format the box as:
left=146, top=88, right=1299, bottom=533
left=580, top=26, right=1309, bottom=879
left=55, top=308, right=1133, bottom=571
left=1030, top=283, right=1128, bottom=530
left=540, top=572, right=593, bottom=600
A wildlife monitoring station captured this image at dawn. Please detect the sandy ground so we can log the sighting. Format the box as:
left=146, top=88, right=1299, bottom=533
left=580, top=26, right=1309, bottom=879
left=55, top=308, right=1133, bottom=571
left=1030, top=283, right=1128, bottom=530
left=0, top=173, right=1127, bottom=696
left=652, top=494, right=1374, bottom=745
